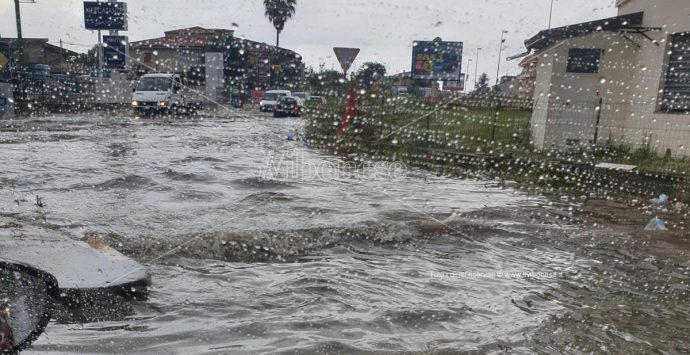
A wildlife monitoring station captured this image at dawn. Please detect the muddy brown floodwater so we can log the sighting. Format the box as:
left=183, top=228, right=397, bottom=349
left=0, top=113, right=688, bottom=354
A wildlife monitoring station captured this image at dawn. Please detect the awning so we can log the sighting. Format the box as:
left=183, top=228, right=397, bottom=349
left=525, top=12, right=644, bottom=51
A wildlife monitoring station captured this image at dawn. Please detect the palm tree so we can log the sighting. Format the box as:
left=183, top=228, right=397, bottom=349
left=263, top=0, right=296, bottom=48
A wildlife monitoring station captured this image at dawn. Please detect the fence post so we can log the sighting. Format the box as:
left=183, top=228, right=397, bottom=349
left=491, top=101, right=500, bottom=142
left=426, top=113, right=431, bottom=146
left=593, top=97, right=603, bottom=146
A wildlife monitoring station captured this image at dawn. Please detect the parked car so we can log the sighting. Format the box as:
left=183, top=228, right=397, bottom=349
left=292, top=91, right=309, bottom=101
left=306, top=96, right=327, bottom=109
left=273, top=96, right=303, bottom=118
left=259, top=90, right=291, bottom=112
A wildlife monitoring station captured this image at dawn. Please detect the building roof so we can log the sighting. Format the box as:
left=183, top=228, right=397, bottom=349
left=525, top=12, right=644, bottom=51
left=131, top=27, right=234, bottom=49
left=0, top=38, right=79, bottom=59
left=518, top=53, right=538, bottom=67
left=130, top=26, right=300, bottom=58
left=387, top=71, right=411, bottom=79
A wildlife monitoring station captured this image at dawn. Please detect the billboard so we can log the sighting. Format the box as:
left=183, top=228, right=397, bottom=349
left=103, top=35, right=128, bottom=70
left=255, top=50, right=270, bottom=91
left=411, top=40, right=463, bottom=81
left=84, top=2, right=128, bottom=30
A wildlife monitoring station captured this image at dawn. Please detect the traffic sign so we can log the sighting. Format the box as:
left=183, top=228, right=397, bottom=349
left=0, top=42, right=9, bottom=70
left=103, top=35, right=128, bottom=70
left=333, top=47, right=360, bottom=74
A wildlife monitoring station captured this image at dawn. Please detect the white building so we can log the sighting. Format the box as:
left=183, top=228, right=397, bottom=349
left=522, top=0, right=690, bottom=156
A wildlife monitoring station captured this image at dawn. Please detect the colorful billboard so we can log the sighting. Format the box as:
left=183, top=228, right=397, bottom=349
left=411, top=40, right=463, bottom=81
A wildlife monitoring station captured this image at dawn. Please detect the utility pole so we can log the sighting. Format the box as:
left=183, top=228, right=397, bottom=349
left=108, top=0, right=118, bottom=71
left=13, top=0, right=24, bottom=75
left=495, top=30, right=508, bottom=86
left=548, top=0, right=555, bottom=29
left=466, top=58, right=472, bottom=92
left=94, top=0, right=119, bottom=73
left=97, top=30, right=103, bottom=72
left=474, top=47, right=481, bottom=89
left=60, top=38, right=64, bottom=71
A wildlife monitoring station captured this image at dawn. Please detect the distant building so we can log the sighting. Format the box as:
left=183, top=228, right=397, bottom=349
left=443, top=74, right=466, bottom=93
left=499, top=75, right=517, bottom=85
left=0, top=38, right=80, bottom=75
left=130, top=26, right=301, bottom=81
left=495, top=75, right=519, bottom=97
left=387, top=71, right=411, bottom=96
left=519, top=0, right=690, bottom=156
left=130, top=27, right=234, bottom=75
left=516, top=54, right=537, bottom=99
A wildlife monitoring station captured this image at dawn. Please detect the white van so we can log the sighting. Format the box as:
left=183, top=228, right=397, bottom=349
left=259, top=90, right=291, bottom=112
left=132, top=74, right=202, bottom=115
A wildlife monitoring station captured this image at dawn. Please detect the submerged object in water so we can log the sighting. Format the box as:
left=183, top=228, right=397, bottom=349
left=644, top=217, right=668, bottom=231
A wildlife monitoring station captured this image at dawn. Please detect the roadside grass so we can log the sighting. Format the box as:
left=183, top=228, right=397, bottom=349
left=305, top=96, right=690, bottom=177
left=306, top=96, right=533, bottom=158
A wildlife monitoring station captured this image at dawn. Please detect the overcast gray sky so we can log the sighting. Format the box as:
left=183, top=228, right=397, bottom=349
left=0, top=0, right=617, bottom=83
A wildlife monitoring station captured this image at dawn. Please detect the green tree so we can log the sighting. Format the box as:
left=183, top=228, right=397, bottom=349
left=268, top=50, right=304, bottom=90
left=475, top=72, right=490, bottom=94
left=71, top=45, right=99, bottom=69
left=264, top=0, right=297, bottom=47
left=355, top=62, right=387, bottom=89
left=305, top=64, right=345, bottom=96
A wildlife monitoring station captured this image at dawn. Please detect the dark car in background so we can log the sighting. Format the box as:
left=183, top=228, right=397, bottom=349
left=273, top=96, right=303, bottom=118
left=306, top=96, right=327, bottom=109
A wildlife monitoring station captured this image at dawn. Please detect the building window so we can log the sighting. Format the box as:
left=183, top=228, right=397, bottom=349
left=566, top=48, right=601, bottom=73
left=661, top=32, right=690, bottom=113
left=143, top=52, right=152, bottom=63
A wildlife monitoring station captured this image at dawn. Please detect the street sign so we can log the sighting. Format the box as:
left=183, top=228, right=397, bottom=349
left=411, top=40, right=463, bottom=81
left=84, top=2, right=128, bottom=31
left=333, top=47, right=360, bottom=74
left=0, top=53, right=8, bottom=70
left=103, top=36, right=128, bottom=70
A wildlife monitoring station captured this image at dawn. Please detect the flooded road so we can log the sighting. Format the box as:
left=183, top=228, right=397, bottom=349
left=1, top=113, right=689, bottom=353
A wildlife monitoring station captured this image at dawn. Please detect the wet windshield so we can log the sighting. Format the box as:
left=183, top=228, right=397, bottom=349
left=2, top=0, right=690, bottom=353
left=136, top=77, right=172, bottom=92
